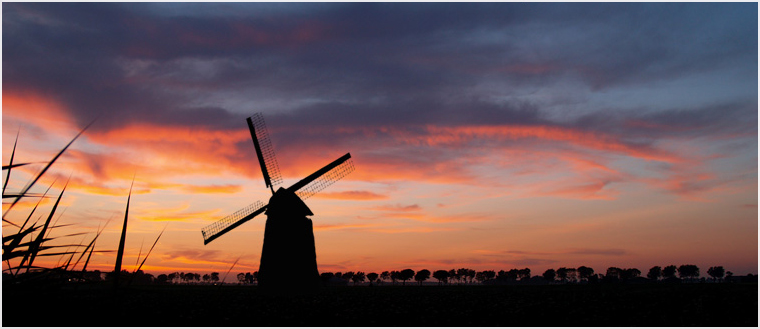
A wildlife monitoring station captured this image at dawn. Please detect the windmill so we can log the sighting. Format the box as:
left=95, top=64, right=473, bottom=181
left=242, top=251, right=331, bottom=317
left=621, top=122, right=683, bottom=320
left=200, top=113, right=355, bottom=245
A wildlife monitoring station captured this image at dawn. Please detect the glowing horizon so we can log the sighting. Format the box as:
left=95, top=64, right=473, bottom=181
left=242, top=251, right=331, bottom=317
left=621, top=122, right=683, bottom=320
left=2, top=3, right=757, bottom=279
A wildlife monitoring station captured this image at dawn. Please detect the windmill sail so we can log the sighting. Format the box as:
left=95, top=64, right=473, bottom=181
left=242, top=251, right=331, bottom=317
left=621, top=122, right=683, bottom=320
left=247, top=113, right=282, bottom=192
left=201, top=153, right=354, bottom=245
left=201, top=201, right=267, bottom=245
left=291, top=153, right=354, bottom=200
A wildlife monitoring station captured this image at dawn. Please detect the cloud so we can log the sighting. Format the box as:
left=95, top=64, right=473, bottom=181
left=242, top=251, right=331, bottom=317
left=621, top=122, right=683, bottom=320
left=371, top=204, right=421, bottom=212
left=312, top=190, right=389, bottom=200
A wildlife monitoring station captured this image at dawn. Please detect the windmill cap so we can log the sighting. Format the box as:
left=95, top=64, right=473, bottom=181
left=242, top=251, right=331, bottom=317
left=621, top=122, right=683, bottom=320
left=266, top=187, right=314, bottom=217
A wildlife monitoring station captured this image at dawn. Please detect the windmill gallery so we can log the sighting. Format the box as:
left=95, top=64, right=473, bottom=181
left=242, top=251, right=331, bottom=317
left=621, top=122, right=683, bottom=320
left=200, top=113, right=355, bottom=289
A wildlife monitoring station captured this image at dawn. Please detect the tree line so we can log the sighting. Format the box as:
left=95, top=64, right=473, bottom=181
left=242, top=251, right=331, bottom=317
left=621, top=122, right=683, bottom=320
left=9, top=264, right=749, bottom=286
left=232, top=264, right=746, bottom=286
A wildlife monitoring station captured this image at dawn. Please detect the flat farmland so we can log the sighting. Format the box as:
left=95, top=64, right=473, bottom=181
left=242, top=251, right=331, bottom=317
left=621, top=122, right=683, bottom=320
left=3, top=283, right=757, bottom=326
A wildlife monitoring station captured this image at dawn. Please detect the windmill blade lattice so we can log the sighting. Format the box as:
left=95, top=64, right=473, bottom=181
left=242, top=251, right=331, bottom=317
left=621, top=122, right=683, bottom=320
left=294, top=157, right=355, bottom=200
left=248, top=113, right=283, bottom=190
left=201, top=200, right=266, bottom=245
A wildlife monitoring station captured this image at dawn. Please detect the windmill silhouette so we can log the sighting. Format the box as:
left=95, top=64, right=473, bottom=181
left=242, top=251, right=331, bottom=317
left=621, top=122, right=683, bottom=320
left=201, top=113, right=354, bottom=288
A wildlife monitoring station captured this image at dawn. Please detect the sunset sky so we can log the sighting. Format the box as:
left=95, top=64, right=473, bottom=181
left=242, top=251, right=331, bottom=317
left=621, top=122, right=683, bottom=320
left=3, top=3, right=757, bottom=280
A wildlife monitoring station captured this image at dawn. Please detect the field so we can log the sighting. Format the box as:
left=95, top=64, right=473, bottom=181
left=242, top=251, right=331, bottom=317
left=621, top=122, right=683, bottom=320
left=3, top=283, right=757, bottom=326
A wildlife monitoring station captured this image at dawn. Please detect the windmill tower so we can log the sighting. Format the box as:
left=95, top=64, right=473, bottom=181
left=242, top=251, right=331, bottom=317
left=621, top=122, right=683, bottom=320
left=201, top=113, right=354, bottom=288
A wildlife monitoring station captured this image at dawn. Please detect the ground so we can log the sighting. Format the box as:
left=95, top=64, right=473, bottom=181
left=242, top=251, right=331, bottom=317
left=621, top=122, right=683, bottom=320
left=3, top=283, right=757, bottom=326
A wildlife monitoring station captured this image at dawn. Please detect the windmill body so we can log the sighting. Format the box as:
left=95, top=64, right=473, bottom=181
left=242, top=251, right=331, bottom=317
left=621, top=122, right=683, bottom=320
left=201, top=113, right=354, bottom=289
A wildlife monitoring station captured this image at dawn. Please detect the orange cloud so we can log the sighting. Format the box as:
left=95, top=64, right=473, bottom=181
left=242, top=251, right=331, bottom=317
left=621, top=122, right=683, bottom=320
left=181, top=184, right=242, bottom=194
left=371, top=204, right=421, bottom=212
left=313, top=190, right=389, bottom=200
left=389, top=124, right=680, bottom=163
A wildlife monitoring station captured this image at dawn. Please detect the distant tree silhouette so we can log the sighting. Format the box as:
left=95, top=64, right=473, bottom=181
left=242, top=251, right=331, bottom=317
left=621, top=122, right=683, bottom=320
left=156, top=274, right=168, bottom=284
left=184, top=272, right=195, bottom=284
left=662, top=265, right=677, bottom=279
left=390, top=270, right=400, bottom=285
left=557, top=267, right=569, bottom=282
left=334, top=271, right=343, bottom=279
left=210, top=272, right=220, bottom=283
left=677, top=265, right=699, bottom=281
left=203, top=273, right=210, bottom=283
left=605, top=267, right=622, bottom=281
left=621, top=268, right=640, bottom=281
left=647, top=266, right=662, bottom=281
left=466, top=269, right=476, bottom=284
left=566, top=268, right=577, bottom=282
left=475, top=270, right=495, bottom=283
left=168, top=272, right=177, bottom=284
left=320, top=272, right=334, bottom=284
left=415, top=269, right=431, bottom=285
left=456, top=268, right=468, bottom=284
left=342, top=271, right=355, bottom=284
left=399, top=269, right=415, bottom=285
left=542, top=269, right=556, bottom=282
left=237, top=273, right=245, bottom=284
left=448, top=269, right=458, bottom=284
left=433, top=270, right=449, bottom=285
left=577, top=266, right=594, bottom=282
left=380, top=271, right=390, bottom=283
left=352, top=271, right=366, bottom=285
left=367, top=272, right=378, bottom=285
left=707, top=266, right=725, bottom=282
left=726, top=271, right=734, bottom=281
left=245, top=272, right=254, bottom=284
left=518, top=268, right=531, bottom=280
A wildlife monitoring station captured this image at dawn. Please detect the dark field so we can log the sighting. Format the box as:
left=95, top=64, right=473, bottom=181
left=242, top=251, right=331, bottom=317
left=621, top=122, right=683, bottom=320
left=3, top=283, right=757, bottom=326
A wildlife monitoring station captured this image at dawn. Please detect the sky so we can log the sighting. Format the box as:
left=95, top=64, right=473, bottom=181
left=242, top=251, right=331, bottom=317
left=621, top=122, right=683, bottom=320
left=2, top=2, right=758, bottom=279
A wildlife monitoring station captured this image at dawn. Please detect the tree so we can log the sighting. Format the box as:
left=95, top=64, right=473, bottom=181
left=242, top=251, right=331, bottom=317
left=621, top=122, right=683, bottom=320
left=455, top=268, right=468, bottom=284
left=433, top=270, right=449, bottom=285
left=621, top=268, right=640, bottom=281
left=647, top=266, right=662, bottom=281
left=342, top=271, right=355, bottom=284
left=237, top=273, right=246, bottom=284
left=156, top=274, right=168, bottom=284
left=244, top=272, right=253, bottom=284
left=557, top=267, right=569, bottom=282
left=399, top=269, right=415, bottom=285
left=467, top=269, right=476, bottom=284
left=415, top=269, right=431, bottom=285
left=476, top=270, right=495, bottom=283
left=448, top=269, right=458, bottom=284
left=707, top=266, right=725, bottom=282
left=203, top=273, right=210, bottom=283
left=380, top=271, right=390, bottom=283
left=577, top=266, right=594, bottom=282
left=167, top=272, right=177, bottom=284
left=605, top=267, right=622, bottom=281
left=352, top=271, right=366, bottom=285
left=566, top=268, right=577, bottom=282
left=390, top=270, right=400, bottom=285
left=367, top=272, right=379, bottom=285
left=542, top=269, right=556, bottom=282
left=210, top=272, right=220, bottom=283
left=518, top=268, right=531, bottom=281
left=184, top=272, right=195, bottom=284
left=678, top=265, right=699, bottom=281
left=662, top=265, right=677, bottom=279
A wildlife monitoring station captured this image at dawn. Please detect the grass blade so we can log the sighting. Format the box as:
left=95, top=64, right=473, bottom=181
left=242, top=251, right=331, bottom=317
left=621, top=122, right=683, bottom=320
left=24, top=179, right=69, bottom=270
left=16, top=178, right=58, bottom=233
left=128, top=225, right=166, bottom=287
left=113, top=176, right=135, bottom=288
left=221, top=256, right=241, bottom=285
left=3, top=130, right=19, bottom=196
left=6, top=119, right=94, bottom=214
